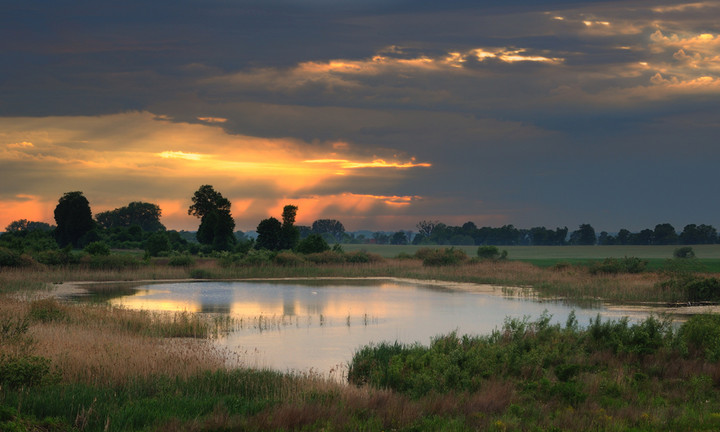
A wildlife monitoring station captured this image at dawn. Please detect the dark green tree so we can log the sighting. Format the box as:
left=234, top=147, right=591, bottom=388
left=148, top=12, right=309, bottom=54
left=311, top=219, right=345, bottom=243
left=256, top=217, right=282, bottom=251
left=653, top=223, right=678, bottom=245
left=145, top=232, right=171, bottom=257
left=280, top=205, right=300, bottom=250
left=5, top=219, right=53, bottom=233
left=96, top=202, right=165, bottom=231
left=680, top=224, right=718, bottom=245
left=569, top=224, right=596, bottom=245
left=54, top=191, right=95, bottom=248
left=616, top=229, right=631, bottom=245
left=390, top=231, right=409, bottom=245
left=296, top=233, right=330, bottom=254
left=188, top=185, right=236, bottom=250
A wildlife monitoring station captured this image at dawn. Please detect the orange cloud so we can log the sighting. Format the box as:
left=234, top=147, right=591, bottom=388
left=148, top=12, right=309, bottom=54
left=303, top=158, right=431, bottom=169
left=0, top=112, right=432, bottom=231
left=0, top=195, right=56, bottom=230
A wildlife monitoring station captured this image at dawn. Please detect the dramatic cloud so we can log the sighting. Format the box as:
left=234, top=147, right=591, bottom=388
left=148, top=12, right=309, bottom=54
left=2, top=0, right=720, bottom=232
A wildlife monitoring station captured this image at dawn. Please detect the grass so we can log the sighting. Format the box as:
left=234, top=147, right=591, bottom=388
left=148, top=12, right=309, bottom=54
left=343, top=243, right=720, bottom=259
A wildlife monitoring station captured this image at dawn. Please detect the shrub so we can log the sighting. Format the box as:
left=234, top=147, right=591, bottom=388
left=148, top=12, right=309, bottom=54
left=421, top=248, right=468, bottom=266
left=168, top=253, right=195, bottom=267
left=305, top=251, right=345, bottom=264
left=82, top=254, right=142, bottom=270
left=145, top=232, right=171, bottom=257
left=0, top=355, right=59, bottom=389
left=395, top=252, right=415, bottom=260
left=677, top=314, right=720, bottom=361
left=413, top=247, right=436, bottom=261
left=685, top=277, right=720, bottom=302
left=273, top=251, right=306, bottom=266
left=477, top=245, right=500, bottom=260
left=0, top=247, right=24, bottom=267
left=84, top=241, right=110, bottom=256
left=217, top=251, right=241, bottom=268
left=589, top=256, right=647, bottom=274
left=345, top=250, right=384, bottom=264
left=674, top=246, right=696, bottom=259
left=240, top=249, right=275, bottom=266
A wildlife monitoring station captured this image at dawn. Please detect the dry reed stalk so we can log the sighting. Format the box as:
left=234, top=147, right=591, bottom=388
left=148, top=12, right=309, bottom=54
left=30, top=323, right=228, bottom=385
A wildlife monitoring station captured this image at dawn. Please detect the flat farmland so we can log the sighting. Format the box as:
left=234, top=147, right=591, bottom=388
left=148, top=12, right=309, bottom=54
left=341, top=244, right=720, bottom=270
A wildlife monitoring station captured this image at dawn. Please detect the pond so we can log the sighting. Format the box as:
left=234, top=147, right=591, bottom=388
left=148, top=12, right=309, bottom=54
left=71, top=278, right=659, bottom=377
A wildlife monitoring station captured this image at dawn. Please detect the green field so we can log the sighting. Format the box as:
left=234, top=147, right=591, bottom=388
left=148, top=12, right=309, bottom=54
left=340, top=244, right=720, bottom=272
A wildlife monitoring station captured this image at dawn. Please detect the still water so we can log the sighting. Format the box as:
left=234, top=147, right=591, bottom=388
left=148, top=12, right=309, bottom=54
left=85, top=279, right=654, bottom=375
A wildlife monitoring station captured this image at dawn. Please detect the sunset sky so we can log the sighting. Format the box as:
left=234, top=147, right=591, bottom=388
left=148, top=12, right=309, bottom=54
left=2, top=1, right=720, bottom=232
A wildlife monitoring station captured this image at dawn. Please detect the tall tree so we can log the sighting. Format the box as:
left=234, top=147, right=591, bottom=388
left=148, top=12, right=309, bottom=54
left=569, top=224, right=596, bottom=245
left=54, top=191, right=95, bottom=248
left=188, top=185, right=235, bottom=250
left=256, top=217, right=282, bottom=250
left=5, top=219, right=53, bottom=233
left=280, top=205, right=300, bottom=250
left=311, top=219, right=345, bottom=243
left=96, top=201, right=165, bottom=231
left=653, top=223, right=678, bottom=245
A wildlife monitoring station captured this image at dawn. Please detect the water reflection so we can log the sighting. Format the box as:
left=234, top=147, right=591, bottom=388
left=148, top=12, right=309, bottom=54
left=77, top=279, right=660, bottom=376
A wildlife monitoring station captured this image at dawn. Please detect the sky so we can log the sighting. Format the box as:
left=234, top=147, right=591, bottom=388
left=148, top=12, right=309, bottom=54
left=2, top=0, right=720, bottom=233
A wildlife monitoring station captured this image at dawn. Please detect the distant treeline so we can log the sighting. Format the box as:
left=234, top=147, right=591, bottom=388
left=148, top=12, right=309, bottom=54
left=2, top=187, right=719, bottom=265
left=400, top=221, right=719, bottom=247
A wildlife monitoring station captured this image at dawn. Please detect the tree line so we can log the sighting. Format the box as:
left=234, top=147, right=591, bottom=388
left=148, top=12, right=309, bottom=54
left=408, top=221, right=720, bottom=246
left=2, top=186, right=719, bottom=261
left=0, top=186, right=352, bottom=259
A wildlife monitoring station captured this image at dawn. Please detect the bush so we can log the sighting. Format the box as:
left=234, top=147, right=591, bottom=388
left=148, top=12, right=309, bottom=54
left=674, top=246, right=696, bottom=259
left=305, top=251, right=346, bottom=264
left=477, top=245, right=500, bottom=259
left=168, top=253, right=195, bottom=267
left=82, top=254, right=142, bottom=270
left=0, top=247, right=22, bottom=267
left=145, top=232, right=170, bottom=257
left=421, top=248, right=468, bottom=266
left=589, top=256, right=647, bottom=274
left=395, top=252, right=414, bottom=260
left=685, top=277, right=720, bottom=302
left=345, top=250, right=384, bottom=264
left=84, top=241, right=110, bottom=256
left=273, top=251, right=306, bottom=266
left=677, top=314, right=720, bottom=361
left=0, top=355, right=58, bottom=389
left=240, top=249, right=275, bottom=266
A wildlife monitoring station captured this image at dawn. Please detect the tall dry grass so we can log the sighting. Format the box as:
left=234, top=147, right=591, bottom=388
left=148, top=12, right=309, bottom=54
left=0, top=295, right=231, bottom=386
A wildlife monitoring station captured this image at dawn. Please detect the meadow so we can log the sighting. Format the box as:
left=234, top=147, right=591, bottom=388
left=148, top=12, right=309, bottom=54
left=2, top=246, right=720, bottom=430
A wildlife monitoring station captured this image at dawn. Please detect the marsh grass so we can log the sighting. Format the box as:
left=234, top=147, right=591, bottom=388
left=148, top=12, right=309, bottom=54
left=0, top=255, right=683, bottom=304
left=3, top=254, right=720, bottom=430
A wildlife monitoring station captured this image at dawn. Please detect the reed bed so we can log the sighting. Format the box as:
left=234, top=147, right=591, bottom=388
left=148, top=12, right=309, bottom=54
left=0, top=256, right=678, bottom=304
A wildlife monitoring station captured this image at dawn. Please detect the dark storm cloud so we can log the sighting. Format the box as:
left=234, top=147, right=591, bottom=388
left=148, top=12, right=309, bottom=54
left=2, top=0, right=720, bottom=230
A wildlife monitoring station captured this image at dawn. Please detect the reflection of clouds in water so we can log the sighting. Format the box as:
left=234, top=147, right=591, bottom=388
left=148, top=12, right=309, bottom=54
left=103, top=280, right=662, bottom=375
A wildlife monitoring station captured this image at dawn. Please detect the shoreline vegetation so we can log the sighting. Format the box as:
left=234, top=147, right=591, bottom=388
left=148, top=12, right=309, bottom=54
left=3, top=246, right=720, bottom=430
